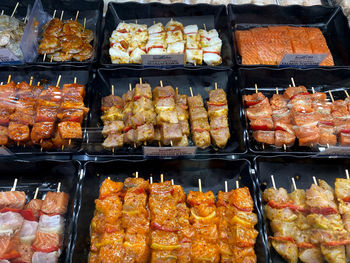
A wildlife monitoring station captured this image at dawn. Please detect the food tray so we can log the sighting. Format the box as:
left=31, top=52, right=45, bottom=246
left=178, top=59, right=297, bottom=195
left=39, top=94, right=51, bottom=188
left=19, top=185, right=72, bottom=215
left=228, top=5, right=350, bottom=67
left=0, top=159, right=81, bottom=263
left=70, top=158, right=268, bottom=263
left=254, top=155, right=350, bottom=263
left=238, top=67, right=350, bottom=155
left=84, top=67, right=246, bottom=157
left=31, top=0, right=103, bottom=67
left=0, top=65, right=92, bottom=156
left=100, top=2, right=233, bottom=69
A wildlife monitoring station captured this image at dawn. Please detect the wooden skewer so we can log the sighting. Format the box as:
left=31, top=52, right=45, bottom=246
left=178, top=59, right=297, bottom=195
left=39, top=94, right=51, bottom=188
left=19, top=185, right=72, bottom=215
left=171, top=179, right=174, bottom=185
left=60, top=10, right=64, bottom=21
left=0, top=82, right=3, bottom=85
left=150, top=176, right=153, bottom=184
left=40, top=139, right=43, bottom=143
left=52, top=10, right=57, bottom=19
left=1, top=10, right=4, bottom=16
left=203, top=23, right=207, bottom=31
left=271, top=175, right=276, bottom=190
left=57, top=182, right=61, bottom=192
left=40, top=147, right=43, bottom=152
left=236, top=180, right=239, bottom=189
left=75, top=10, right=79, bottom=21
left=215, top=82, right=218, bottom=90
left=189, top=87, right=193, bottom=97
left=56, top=75, right=61, bottom=87
left=224, top=181, right=228, bottom=192
left=312, top=176, right=318, bottom=186
left=283, top=144, right=286, bottom=151
left=176, top=87, right=178, bottom=95
left=61, top=144, right=64, bottom=151
left=254, top=84, right=258, bottom=94
left=291, top=77, right=296, bottom=87
left=24, top=15, right=28, bottom=24
left=129, top=83, right=132, bottom=91
left=29, top=76, right=33, bottom=86
left=311, top=87, right=315, bottom=94
left=327, top=143, right=330, bottom=148
left=74, top=77, right=77, bottom=84
left=170, top=140, right=173, bottom=147
left=111, top=148, right=114, bottom=154
left=139, top=78, right=142, bottom=85
left=345, top=90, right=349, bottom=98
left=33, top=187, right=39, bottom=199
left=50, top=56, right=53, bottom=63
left=328, top=90, right=334, bottom=103
left=160, top=174, right=163, bottom=183
left=346, top=169, right=349, bottom=180
left=160, top=80, right=163, bottom=87
left=198, top=179, right=202, bottom=193
left=11, top=178, right=18, bottom=191
left=11, top=2, right=19, bottom=18
left=83, top=18, right=86, bottom=30
left=158, top=141, right=161, bottom=147
left=135, top=19, right=138, bottom=24
left=135, top=171, right=138, bottom=178
left=275, top=87, right=279, bottom=94
left=7, top=75, right=11, bottom=84
left=37, top=81, right=40, bottom=86
left=292, top=177, right=297, bottom=191
left=17, top=141, right=20, bottom=147
left=68, top=139, right=71, bottom=145
left=107, top=176, right=111, bottom=180
left=153, top=20, right=155, bottom=25
left=111, top=85, right=114, bottom=96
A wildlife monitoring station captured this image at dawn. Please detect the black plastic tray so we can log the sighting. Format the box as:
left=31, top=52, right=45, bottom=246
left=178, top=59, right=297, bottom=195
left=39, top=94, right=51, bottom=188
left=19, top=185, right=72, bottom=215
left=70, top=158, right=268, bottom=263
left=100, top=2, right=233, bottom=69
left=84, top=67, right=246, bottom=157
left=228, top=5, right=350, bottom=68
left=238, top=67, right=350, bottom=155
left=254, top=155, right=350, bottom=263
left=30, top=0, right=103, bottom=67
left=0, top=159, right=81, bottom=263
left=0, top=65, right=92, bottom=156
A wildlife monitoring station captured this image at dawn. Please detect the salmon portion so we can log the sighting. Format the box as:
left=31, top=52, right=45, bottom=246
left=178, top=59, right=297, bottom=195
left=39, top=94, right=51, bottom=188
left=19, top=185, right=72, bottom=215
left=13, top=243, right=33, bottom=263
left=340, top=133, right=350, bottom=146
left=0, top=191, right=26, bottom=210
left=41, top=192, right=69, bottom=215
left=0, top=233, right=20, bottom=260
left=25, top=199, right=43, bottom=219
left=32, top=232, right=62, bottom=253
left=253, top=130, right=275, bottom=145
left=237, top=26, right=334, bottom=66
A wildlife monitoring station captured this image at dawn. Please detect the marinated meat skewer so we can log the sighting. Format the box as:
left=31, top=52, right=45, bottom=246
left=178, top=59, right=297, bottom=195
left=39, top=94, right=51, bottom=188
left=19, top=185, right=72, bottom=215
left=175, top=87, right=190, bottom=147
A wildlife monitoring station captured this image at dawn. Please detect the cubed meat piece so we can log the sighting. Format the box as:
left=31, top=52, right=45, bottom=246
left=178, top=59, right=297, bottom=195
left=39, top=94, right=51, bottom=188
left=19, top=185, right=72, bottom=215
left=188, top=95, right=204, bottom=109
left=132, top=97, right=154, bottom=114
left=59, top=101, right=89, bottom=115
left=292, top=112, right=320, bottom=126
left=9, top=112, right=35, bottom=126
left=0, top=81, right=16, bottom=93
left=41, top=191, right=69, bottom=215
left=32, top=85, right=44, bottom=99
left=8, top=122, right=30, bottom=142
left=249, top=117, right=273, bottom=131
left=209, top=89, right=227, bottom=104
left=35, top=107, right=58, bottom=123
left=131, top=111, right=156, bottom=127
left=175, top=105, right=188, bottom=121
left=154, top=97, right=176, bottom=113
left=210, top=127, right=230, bottom=148
left=192, top=130, right=211, bottom=149
left=294, top=126, right=320, bottom=146
left=36, top=99, right=60, bottom=108
left=174, top=135, right=189, bottom=147
left=32, top=231, right=62, bottom=253
left=101, top=95, right=123, bottom=112
left=32, top=251, right=59, bottom=263
left=161, top=123, right=182, bottom=144
left=270, top=94, right=288, bottom=111
left=136, top=123, right=154, bottom=142
left=102, top=121, right=125, bottom=135
left=192, top=119, right=210, bottom=131
left=0, top=95, right=16, bottom=113
left=319, top=132, right=337, bottom=146
left=101, top=106, right=124, bottom=123
left=311, top=92, right=327, bottom=101
left=16, top=81, right=31, bottom=91
left=0, top=235, right=20, bottom=260
left=102, top=132, right=124, bottom=148
left=123, top=129, right=136, bottom=145
left=52, top=131, right=65, bottom=148
left=39, top=86, right=62, bottom=102
left=0, top=191, right=26, bottom=209
left=31, top=122, right=55, bottom=143
left=0, top=126, right=8, bottom=145
left=0, top=108, right=10, bottom=126
left=179, top=120, right=190, bottom=136
left=312, top=101, right=332, bottom=115
left=189, top=107, right=208, bottom=121
left=16, top=242, right=33, bottom=263
left=274, top=130, right=296, bottom=147
left=58, top=121, right=82, bottom=139
left=122, top=91, right=133, bottom=103
left=272, top=108, right=291, bottom=124
left=175, top=94, right=188, bottom=106
left=57, top=109, right=84, bottom=123
left=25, top=199, right=43, bottom=219
left=210, top=116, right=229, bottom=130
left=62, top=95, right=84, bottom=104
left=340, top=133, right=350, bottom=146
left=134, top=83, right=152, bottom=100
left=62, top=83, right=85, bottom=98
left=243, top=92, right=265, bottom=107
left=16, top=90, right=35, bottom=100
left=207, top=104, right=229, bottom=118
left=152, top=86, right=175, bottom=99
left=246, top=103, right=272, bottom=121
left=274, top=121, right=294, bottom=134
left=156, top=111, right=178, bottom=124
left=284, top=86, right=308, bottom=99
left=253, top=130, right=275, bottom=145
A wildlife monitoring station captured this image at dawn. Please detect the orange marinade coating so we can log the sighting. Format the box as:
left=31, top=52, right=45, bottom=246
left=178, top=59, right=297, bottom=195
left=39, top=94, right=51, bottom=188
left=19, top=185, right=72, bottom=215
left=99, top=178, right=123, bottom=200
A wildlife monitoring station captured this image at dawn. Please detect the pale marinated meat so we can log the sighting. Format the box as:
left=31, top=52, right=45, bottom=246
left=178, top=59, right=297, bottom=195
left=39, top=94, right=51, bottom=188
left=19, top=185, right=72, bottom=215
left=41, top=192, right=69, bottom=215
left=275, top=130, right=296, bottom=147
left=284, top=86, right=308, bottom=99
left=57, top=121, right=82, bottom=139
left=253, top=130, right=275, bottom=145
left=250, top=117, right=273, bottom=131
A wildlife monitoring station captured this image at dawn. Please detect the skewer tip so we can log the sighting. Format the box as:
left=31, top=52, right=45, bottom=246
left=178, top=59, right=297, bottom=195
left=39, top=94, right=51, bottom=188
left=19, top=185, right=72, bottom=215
left=346, top=169, right=349, bottom=180
left=236, top=180, right=239, bottom=189
left=224, top=181, right=228, bottom=192
left=160, top=174, right=164, bottom=183
left=312, top=176, right=318, bottom=186
left=34, top=187, right=39, bottom=199
left=135, top=171, right=138, bottom=178
left=11, top=178, right=18, bottom=191
left=198, top=178, right=202, bottom=193
left=57, top=182, right=61, bottom=192
left=291, top=177, right=297, bottom=191
left=270, top=175, right=276, bottom=190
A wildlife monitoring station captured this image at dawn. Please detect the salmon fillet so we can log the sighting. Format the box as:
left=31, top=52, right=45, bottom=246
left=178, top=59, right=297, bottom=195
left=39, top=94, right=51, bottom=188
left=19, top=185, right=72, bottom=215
left=236, top=30, right=260, bottom=65
left=41, top=192, right=68, bottom=215
left=306, top=27, right=334, bottom=66
left=251, top=27, right=278, bottom=65
left=25, top=199, right=43, bottom=220
left=268, top=26, right=293, bottom=63
left=32, top=232, right=61, bottom=253
left=0, top=191, right=26, bottom=210
left=287, top=27, right=313, bottom=54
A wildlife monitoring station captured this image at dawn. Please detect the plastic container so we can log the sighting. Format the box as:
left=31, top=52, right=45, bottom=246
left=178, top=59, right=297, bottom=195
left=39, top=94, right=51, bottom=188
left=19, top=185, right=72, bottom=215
left=70, top=158, right=268, bottom=263
left=84, top=67, right=246, bottom=157
left=101, top=2, right=233, bottom=69
left=0, top=159, right=81, bottom=263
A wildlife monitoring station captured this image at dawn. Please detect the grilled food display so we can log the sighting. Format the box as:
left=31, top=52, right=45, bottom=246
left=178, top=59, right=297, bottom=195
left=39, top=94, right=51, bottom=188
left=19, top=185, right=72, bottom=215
left=109, top=20, right=222, bottom=66
left=263, top=177, right=350, bottom=263
left=100, top=82, right=230, bottom=149
left=0, top=187, right=69, bottom=262
left=88, top=177, right=258, bottom=263
left=236, top=26, right=334, bottom=66
left=0, top=78, right=89, bottom=150
left=243, top=85, right=350, bottom=148
left=38, top=18, right=94, bottom=62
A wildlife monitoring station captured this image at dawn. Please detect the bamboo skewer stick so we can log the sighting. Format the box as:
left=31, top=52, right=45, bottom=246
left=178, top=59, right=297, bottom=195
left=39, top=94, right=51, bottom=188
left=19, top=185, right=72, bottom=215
left=198, top=179, right=202, bottom=192
left=56, top=75, right=61, bottom=87
left=150, top=176, right=153, bottom=184
left=236, top=180, right=239, bottom=189
left=7, top=75, right=11, bottom=84
left=328, top=90, right=334, bottom=103
left=225, top=181, right=228, bottom=192
left=291, top=77, right=296, bottom=87
left=11, top=178, right=18, bottom=191
left=189, top=87, right=193, bottom=97
left=312, top=176, right=318, bottom=186
left=135, top=171, right=138, bottom=178
left=57, top=182, right=61, bottom=192
left=160, top=174, right=163, bottom=183
left=11, top=2, right=19, bottom=18
left=346, top=169, right=349, bottom=180
left=52, top=10, right=56, bottom=19
left=60, top=10, right=64, bottom=21
left=255, top=84, right=258, bottom=93
left=33, top=187, right=39, bottom=199
left=292, top=177, right=297, bottom=191
left=75, top=10, right=79, bottom=21
left=271, top=175, right=276, bottom=190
